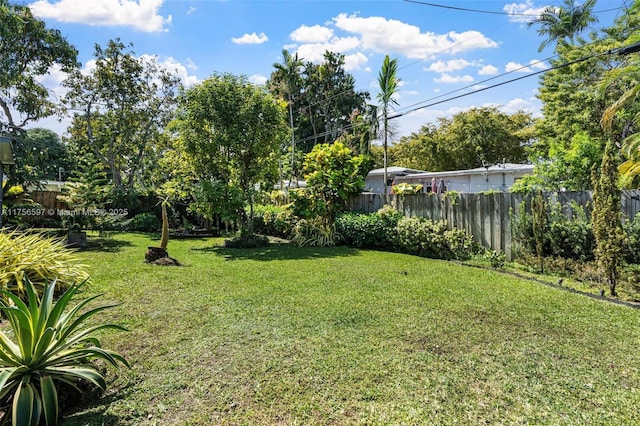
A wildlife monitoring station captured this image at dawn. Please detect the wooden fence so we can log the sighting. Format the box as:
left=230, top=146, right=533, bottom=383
left=347, top=190, right=640, bottom=260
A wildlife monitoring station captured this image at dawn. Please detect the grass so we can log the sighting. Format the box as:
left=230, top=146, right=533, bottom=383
left=59, top=233, right=640, bottom=425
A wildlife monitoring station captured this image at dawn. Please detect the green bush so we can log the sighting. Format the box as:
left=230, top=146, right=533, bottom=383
left=335, top=209, right=402, bottom=249
left=129, top=212, right=161, bottom=232
left=252, top=205, right=297, bottom=239
left=0, top=278, right=129, bottom=425
left=624, top=213, right=640, bottom=264
left=512, top=199, right=595, bottom=262
left=393, top=217, right=474, bottom=261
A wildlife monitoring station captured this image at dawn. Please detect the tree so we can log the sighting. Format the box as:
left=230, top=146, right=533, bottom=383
left=301, top=141, right=365, bottom=222
left=173, top=73, right=287, bottom=235
left=527, top=0, right=598, bottom=52
left=390, top=107, right=533, bottom=172
left=591, top=141, right=625, bottom=296
left=9, top=128, right=73, bottom=189
left=512, top=132, right=602, bottom=192
left=377, top=55, right=399, bottom=197
left=0, top=0, right=78, bottom=134
left=270, top=49, right=304, bottom=182
left=63, top=39, right=180, bottom=192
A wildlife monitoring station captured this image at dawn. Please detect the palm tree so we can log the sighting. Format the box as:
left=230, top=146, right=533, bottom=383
left=272, top=49, right=303, bottom=185
left=377, top=55, right=399, bottom=199
left=528, top=0, right=598, bottom=52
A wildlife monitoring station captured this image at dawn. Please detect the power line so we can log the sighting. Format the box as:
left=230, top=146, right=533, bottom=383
left=403, top=0, right=624, bottom=17
left=388, top=49, right=614, bottom=120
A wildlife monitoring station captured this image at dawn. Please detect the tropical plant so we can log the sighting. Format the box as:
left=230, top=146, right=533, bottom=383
left=292, top=217, right=336, bottom=247
left=0, top=278, right=129, bottom=425
left=527, top=0, right=598, bottom=52
left=0, top=231, right=88, bottom=299
left=377, top=55, right=399, bottom=197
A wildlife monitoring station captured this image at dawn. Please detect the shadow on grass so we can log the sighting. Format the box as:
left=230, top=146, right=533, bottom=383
left=193, top=243, right=360, bottom=261
left=59, top=381, right=136, bottom=426
left=79, top=237, right=134, bottom=253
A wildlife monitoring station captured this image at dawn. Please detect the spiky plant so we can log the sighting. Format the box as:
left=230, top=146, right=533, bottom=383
left=0, top=278, right=129, bottom=425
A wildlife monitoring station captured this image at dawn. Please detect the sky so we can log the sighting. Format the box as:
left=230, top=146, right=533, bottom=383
left=15, top=0, right=627, bottom=142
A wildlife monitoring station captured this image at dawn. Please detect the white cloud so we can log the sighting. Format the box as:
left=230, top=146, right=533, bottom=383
left=344, top=52, right=369, bottom=71
left=28, top=0, right=171, bottom=32
left=505, top=59, right=548, bottom=73
left=290, top=24, right=333, bottom=43
left=295, top=36, right=360, bottom=64
left=434, top=74, right=474, bottom=84
left=503, top=1, right=548, bottom=24
left=232, top=32, right=268, bottom=45
left=332, top=13, right=497, bottom=59
left=249, top=74, right=267, bottom=86
left=143, top=55, right=199, bottom=87
left=478, top=65, right=498, bottom=75
left=187, top=6, right=196, bottom=15
left=505, top=61, right=529, bottom=72
left=427, top=59, right=471, bottom=73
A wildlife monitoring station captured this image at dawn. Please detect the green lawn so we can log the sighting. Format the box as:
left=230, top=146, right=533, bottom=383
left=61, top=233, right=640, bottom=425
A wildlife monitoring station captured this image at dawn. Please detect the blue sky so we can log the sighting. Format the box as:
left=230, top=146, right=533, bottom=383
left=19, top=0, right=625, bottom=141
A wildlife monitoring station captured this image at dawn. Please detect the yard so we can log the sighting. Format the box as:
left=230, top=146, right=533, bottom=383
left=60, top=233, right=640, bottom=425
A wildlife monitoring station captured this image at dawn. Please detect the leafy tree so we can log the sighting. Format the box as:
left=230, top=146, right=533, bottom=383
left=390, top=107, right=533, bottom=172
left=301, top=141, right=365, bottom=222
left=591, top=140, right=625, bottom=296
left=378, top=55, right=400, bottom=197
left=527, top=0, right=598, bottom=52
left=0, top=0, right=78, bottom=133
left=533, top=4, right=639, bottom=159
left=512, top=132, right=602, bottom=192
left=174, top=73, right=287, bottom=235
left=63, top=39, right=180, bottom=192
left=9, top=128, right=73, bottom=190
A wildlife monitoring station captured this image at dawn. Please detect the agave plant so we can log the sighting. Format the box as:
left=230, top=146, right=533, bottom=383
left=0, top=278, right=129, bottom=425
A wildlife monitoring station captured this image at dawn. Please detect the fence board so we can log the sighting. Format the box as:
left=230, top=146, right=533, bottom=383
left=347, top=190, right=640, bottom=260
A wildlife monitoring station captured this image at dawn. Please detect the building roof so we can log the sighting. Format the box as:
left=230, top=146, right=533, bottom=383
left=398, top=163, right=534, bottom=180
left=366, top=166, right=428, bottom=177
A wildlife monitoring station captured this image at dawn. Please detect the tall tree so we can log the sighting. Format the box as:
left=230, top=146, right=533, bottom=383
left=528, top=0, right=598, bottom=52
left=0, top=0, right=78, bottom=134
left=390, top=107, right=533, bottom=172
left=270, top=50, right=303, bottom=183
left=173, top=73, right=287, bottom=235
left=63, top=39, right=180, bottom=192
left=377, top=55, right=399, bottom=197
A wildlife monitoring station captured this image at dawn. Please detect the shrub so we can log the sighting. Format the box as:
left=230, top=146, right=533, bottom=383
left=511, top=199, right=595, bottom=262
left=335, top=209, right=402, bottom=249
left=292, top=218, right=336, bottom=247
left=393, top=217, right=474, bottom=261
left=129, top=212, right=161, bottom=232
left=624, top=213, right=640, bottom=264
left=252, top=205, right=297, bottom=239
left=0, top=231, right=89, bottom=299
left=0, top=278, right=129, bottom=425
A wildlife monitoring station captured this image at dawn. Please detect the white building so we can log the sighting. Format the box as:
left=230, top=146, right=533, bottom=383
left=394, top=163, right=534, bottom=193
left=365, top=166, right=427, bottom=194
